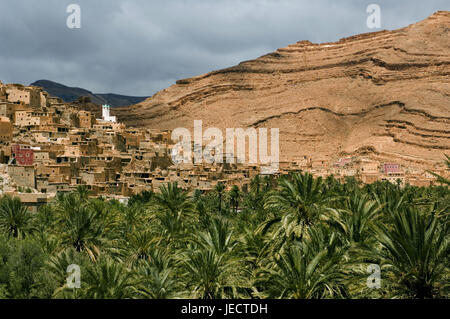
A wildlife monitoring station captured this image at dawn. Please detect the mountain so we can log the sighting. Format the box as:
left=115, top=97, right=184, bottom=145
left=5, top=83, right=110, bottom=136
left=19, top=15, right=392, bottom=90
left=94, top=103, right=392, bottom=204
left=113, top=11, right=450, bottom=169
left=30, top=80, right=148, bottom=107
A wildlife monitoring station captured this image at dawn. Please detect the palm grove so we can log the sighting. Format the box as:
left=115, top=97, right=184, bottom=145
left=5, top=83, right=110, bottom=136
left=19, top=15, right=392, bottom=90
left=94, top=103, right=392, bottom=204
left=0, top=160, right=449, bottom=299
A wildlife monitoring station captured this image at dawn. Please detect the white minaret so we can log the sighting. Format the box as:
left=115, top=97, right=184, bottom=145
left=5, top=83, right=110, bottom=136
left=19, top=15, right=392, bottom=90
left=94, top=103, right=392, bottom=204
left=102, top=104, right=116, bottom=122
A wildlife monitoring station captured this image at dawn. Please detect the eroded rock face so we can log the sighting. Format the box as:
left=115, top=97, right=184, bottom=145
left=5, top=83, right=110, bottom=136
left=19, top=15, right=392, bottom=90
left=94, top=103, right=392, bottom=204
left=114, top=11, right=450, bottom=168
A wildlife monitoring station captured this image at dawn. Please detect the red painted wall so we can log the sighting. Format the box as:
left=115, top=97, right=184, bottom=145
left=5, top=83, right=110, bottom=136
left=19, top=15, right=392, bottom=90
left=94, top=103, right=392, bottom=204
left=384, top=163, right=400, bottom=174
left=12, top=145, right=34, bottom=166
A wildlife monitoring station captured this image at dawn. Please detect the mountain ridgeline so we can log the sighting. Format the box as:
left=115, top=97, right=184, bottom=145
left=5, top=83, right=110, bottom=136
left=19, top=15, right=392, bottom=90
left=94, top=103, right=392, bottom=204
left=31, top=80, right=148, bottom=107
left=113, top=11, right=450, bottom=170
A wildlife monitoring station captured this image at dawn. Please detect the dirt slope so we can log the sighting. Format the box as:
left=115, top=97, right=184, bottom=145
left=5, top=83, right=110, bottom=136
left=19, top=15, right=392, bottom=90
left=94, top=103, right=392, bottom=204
left=113, top=11, right=450, bottom=167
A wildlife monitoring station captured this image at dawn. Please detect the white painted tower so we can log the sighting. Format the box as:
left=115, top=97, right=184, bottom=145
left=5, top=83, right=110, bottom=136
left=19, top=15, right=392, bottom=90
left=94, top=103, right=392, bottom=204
left=102, top=104, right=116, bottom=122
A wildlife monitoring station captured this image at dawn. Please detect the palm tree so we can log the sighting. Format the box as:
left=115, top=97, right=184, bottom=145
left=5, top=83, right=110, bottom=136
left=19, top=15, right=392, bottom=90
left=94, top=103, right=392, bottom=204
left=55, top=194, right=109, bottom=262
left=181, top=218, right=243, bottom=298
left=75, top=185, right=91, bottom=202
left=124, top=230, right=157, bottom=267
left=214, top=182, right=226, bottom=214
left=46, top=248, right=89, bottom=299
left=262, top=175, right=274, bottom=193
left=61, top=207, right=104, bottom=261
left=82, top=258, right=134, bottom=299
left=153, top=182, right=192, bottom=216
left=238, top=227, right=271, bottom=273
left=128, top=190, right=153, bottom=206
left=427, top=154, right=450, bottom=185
left=181, top=247, right=243, bottom=299
left=192, top=189, right=203, bottom=203
left=133, top=250, right=181, bottom=299
left=193, top=218, right=236, bottom=255
left=134, top=264, right=180, bottom=299
left=228, top=185, right=241, bottom=213
left=118, top=203, right=148, bottom=235
left=263, top=172, right=333, bottom=240
left=254, top=226, right=347, bottom=298
left=324, top=174, right=339, bottom=192
left=0, top=195, right=32, bottom=238
left=250, top=175, right=262, bottom=196
left=152, top=182, right=193, bottom=244
left=373, top=185, right=407, bottom=223
left=368, top=206, right=449, bottom=298
left=33, top=204, right=57, bottom=235
left=181, top=248, right=224, bottom=299
left=323, top=192, right=382, bottom=244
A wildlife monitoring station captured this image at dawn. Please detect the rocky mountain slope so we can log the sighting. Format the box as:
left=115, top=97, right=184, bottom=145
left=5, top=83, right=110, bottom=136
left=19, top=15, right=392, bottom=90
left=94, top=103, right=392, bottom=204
left=113, top=11, right=450, bottom=168
left=31, top=80, right=148, bottom=107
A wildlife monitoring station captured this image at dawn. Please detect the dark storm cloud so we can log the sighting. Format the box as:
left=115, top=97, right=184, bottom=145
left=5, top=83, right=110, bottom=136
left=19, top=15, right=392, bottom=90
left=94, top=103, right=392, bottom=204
left=0, top=0, right=449, bottom=96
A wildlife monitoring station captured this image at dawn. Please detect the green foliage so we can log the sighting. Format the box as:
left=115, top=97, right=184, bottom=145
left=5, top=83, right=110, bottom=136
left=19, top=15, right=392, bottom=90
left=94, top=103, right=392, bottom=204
left=0, top=237, right=48, bottom=298
left=427, top=154, right=450, bottom=186
left=254, top=227, right=347, bottom=299
left=0, top=171, right=448, bottom=299
left=0, top=195, right=33, bottom=239
left=369, top=206, right=449, bottom=298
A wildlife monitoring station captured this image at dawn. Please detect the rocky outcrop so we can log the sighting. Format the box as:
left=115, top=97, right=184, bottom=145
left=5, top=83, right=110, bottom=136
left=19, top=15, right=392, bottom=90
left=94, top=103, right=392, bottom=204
left=113, top=11, right=450, bottom=168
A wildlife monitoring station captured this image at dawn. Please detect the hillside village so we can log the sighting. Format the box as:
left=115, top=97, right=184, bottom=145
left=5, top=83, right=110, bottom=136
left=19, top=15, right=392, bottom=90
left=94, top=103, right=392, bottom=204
left=0, top=81, right=448, bottom=211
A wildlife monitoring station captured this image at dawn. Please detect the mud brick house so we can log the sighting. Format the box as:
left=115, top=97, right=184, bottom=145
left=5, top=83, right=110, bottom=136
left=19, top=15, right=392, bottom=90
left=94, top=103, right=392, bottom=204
left=77, top=111, right=96, bottom=128
left=15, top=110, right=39, bottom=126
left=382, top=173, right=405, bottom=185
left=33, top=150, right=51, bottom=164
left=311, top=159, right=328, bottom=170
left=147, top=129, right=172, bottom=143
left=93, top=121, right=125, bottom=132
left=123, top=130, right=146, bottom=150
left=80, top=167, right=116, bottom=184
left=0, top=117, right=13, bottom=142
left=384, top=163, right=401, bottom=174
left=5, top=86, right=36, bottom=107
left=0, top=101, right=16, bottom=122
left=14, top=110, right=54, bottom=127
left=380, top=163, right=404, bottom=184
left=406, top=175, right=434, bottom=187
left=4, top=192, right=50, bottom=213
left=293, top=156, right=309, bottom=168
left=5, top=85, right=48, bottom=109
left=360, top=173, right=379, bottom=184
left=0, top=81, right=5, bottom=98
left=360, top=160, right=379, bottom=174
left=36, top=176, right=72, bottom=194
left=36, top=164, right=73, bottom=183
left=11, top=144, right=34, bottom=166
left=46, top=182, right=72, bottom=194
left=30, top=124, right=69, bottom=142
left=334, top=157, right=352, bottom=167
left=0, top=143, right=11, bottom=160
left=8, top=165, right=36, bottom=189
left=64, top=142, right=98, bottom=157
left=43, top=144, right=65, bottom=158
left=0, top=74, right=447, bottom=198
left=87, top=181, right=130, bottom=197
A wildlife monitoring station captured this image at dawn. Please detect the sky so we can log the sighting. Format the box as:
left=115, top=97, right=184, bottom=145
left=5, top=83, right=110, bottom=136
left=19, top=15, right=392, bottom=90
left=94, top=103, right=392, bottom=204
left=0, top=0, right=449, bottom=96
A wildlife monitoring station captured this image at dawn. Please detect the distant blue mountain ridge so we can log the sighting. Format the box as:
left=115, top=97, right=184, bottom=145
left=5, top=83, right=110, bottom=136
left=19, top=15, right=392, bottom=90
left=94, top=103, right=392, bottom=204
left=31, top=79, right=148, bottom=107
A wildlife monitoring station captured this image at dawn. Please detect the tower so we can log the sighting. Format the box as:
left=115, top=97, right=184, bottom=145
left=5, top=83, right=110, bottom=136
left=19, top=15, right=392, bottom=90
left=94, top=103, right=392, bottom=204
left=101, top=104, right=116, bottom=122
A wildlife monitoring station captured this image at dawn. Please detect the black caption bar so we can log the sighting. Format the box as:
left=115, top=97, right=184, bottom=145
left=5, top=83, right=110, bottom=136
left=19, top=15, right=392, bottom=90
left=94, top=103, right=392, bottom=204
left=0, top=299, right=447, bottom=318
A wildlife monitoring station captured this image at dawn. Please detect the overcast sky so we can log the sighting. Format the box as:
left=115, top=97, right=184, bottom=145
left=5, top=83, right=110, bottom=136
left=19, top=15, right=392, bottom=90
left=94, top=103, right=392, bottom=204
left=0, top=0, right=448, bottom=96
